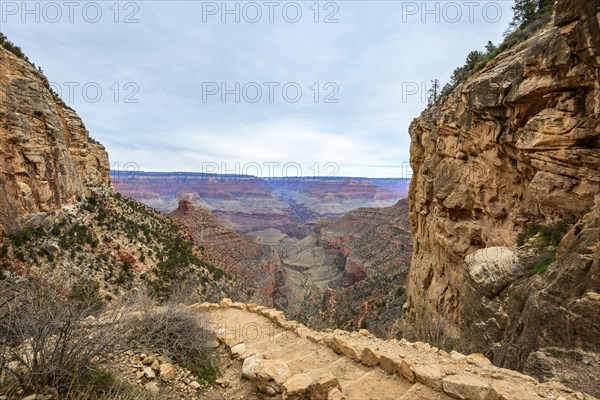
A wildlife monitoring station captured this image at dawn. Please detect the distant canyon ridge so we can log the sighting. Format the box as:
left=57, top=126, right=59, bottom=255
left=112, top=171, right=413, bottom=332
left=111, top=171, right=410, bottom=237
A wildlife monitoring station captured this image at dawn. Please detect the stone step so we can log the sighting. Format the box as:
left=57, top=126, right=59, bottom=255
left=307, top=357, right=371, bottom=382
left=341, top=370, right=413, bottom=400
left=286, top=348, right=343, bottom=375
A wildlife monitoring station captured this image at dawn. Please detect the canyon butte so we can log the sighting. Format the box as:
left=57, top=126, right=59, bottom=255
left=0, top=0, right=599, bottom=398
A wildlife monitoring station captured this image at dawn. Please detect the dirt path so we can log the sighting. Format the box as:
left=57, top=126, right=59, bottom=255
left=199, top=305, right=447, bottom=399
left=188, top=300, right=597, bottom=400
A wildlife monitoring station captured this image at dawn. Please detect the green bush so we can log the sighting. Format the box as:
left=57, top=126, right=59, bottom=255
left=69, top=278, right=104, bottom=313
left=517, top=221, right=569, bottom=247
left=0, top=32, right=25, bottom=59
left=532, top=249, right=557, bottom=274
left=11, top=229, right=32, bottom=247
left=116, top=261, right=134, bottom=287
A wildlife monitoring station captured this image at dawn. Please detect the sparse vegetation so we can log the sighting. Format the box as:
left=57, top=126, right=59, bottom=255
left=70, top=277, right=104, bottom=313
left=532, top=248, right=557, bottom=274
left=71, top=369, right=156, bottom=400
left=517, top=220, right=568, bottom=274
left=0, top=32, right=26, bottom=60
left=126, top=291, right=220, bottom=386
left=430, top=0, right=556, bottom=106
left=390, top=300, right=462, bottom=353
left=0, top=278, right=127, bottom=398
left=517, top=220, right=569, bottom=247
left=4, top=190, right=232, bottom=301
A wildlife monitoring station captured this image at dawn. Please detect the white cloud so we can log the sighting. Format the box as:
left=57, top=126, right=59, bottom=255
left=3, top=0, right=513, bottom=177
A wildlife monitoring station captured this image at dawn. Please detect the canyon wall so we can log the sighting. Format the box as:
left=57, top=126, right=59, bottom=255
left=0, top=46, right=110, bottom=236
left=168, top=198, right=413, bottom=335
left=407, top=0, right=600, bottom=394
left=169, top=198, right=279, bottom=303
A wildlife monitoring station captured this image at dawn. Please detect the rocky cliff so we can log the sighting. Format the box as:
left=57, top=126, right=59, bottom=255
left=247, top=200, right=412, bottom=328
left=306, top=199, right=412, bottom=335
left=168, top=198, right=413, bottom=335
left=0, top=41, right=235, bottom=304
left=0, top=46, right=110, bottom=237
left=407, top=0, right=600, bottom=394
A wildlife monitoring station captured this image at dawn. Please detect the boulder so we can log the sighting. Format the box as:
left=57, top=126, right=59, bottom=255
left=159, top=363, right=176, bottom=381
left=464, top=247, right=523, bottom=297
left=242, top=354, right=263, bottom=380
left=254, top=359, right=292, bottom=395
left=442, top=374, right=491, bottom=400
left=143, top=366, right=156, bottom=379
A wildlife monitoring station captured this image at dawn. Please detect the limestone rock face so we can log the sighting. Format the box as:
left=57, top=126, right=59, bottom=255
left=407, top=0, right=600, bottom=394
left=0, top=46, right=110, bottom=236
left=408, top=0, right=600, bottom=321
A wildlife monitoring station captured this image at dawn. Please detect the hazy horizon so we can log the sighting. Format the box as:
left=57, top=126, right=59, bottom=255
left=2, top=0, right=512, bottom=177
left=109, top=167, right=414, bottom=180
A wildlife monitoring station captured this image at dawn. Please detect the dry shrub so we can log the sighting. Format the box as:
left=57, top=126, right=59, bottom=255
left=125, top=290, right=220, bottom=384
left=167, top=279, right=203, bottom=305
left=388, top=299, right=461, bottom=352
left=0, top=278, right=128, bottom=397
left=68, top=369, right=155, bottom=400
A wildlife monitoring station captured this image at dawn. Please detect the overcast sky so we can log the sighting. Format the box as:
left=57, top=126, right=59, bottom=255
left=2, top=1, right=513, bottom=178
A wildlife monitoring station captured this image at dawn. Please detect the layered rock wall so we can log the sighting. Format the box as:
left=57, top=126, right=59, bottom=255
left=0, top=46, right=110, bottom=236
left=408, top=0, right=600, bottom=322
left=407, top=0, right=600, bottom=393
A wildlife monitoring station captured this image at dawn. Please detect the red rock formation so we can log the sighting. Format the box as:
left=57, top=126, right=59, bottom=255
left=112, top=173, right=409, bottom=236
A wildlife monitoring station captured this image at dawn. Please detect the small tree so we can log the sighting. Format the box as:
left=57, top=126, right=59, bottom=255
left=427, top=79, right=440, bottom=106
left=450, top=66, right=468, bottom=86
left=465, top=50, right=485, bottom=72
left=512, top=0, right=554, bottom=28
left=512, top=0, right=539, bottom=26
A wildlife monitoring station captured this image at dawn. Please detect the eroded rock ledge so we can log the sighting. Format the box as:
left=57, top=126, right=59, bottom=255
left=407, top=0, right=600, bottom=323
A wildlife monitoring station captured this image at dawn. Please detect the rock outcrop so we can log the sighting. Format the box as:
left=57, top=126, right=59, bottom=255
left=304, top=199, right=412, bottom=334
left=407, top=0, right=600, bottom=395
left=0, top=46, right=110, bottom=237
left=191, top=299, right=597, bottom=400
left=235, top=200, right=412, bottom=331
left=169, top=198, right=279, bottom=303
